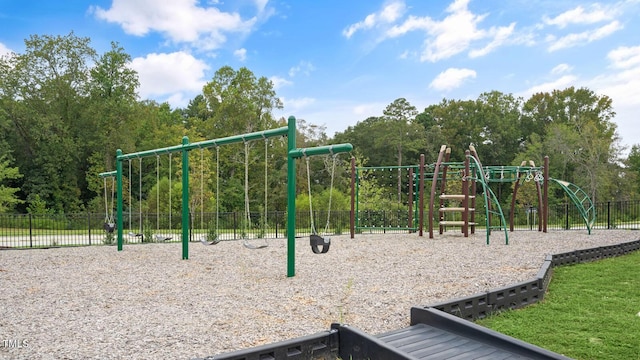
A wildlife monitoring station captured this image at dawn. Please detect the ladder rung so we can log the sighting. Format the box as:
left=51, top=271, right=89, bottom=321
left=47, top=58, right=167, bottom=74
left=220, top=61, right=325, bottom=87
left=439, top=207, right=475, bottom=212
left=440, top=194, right=476, bottom=200
left=439, top=221, right=476, bottom=226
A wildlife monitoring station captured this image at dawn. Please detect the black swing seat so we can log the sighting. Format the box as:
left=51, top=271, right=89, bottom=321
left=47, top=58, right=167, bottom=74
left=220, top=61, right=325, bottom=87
left=310, top=234, right=330, bottom=254
left=103, top=222, right=116, bottom=233
left=200, top=235, right=221, bottom=245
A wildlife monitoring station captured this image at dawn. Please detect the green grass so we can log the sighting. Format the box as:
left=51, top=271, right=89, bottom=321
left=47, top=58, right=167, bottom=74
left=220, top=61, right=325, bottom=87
left=476, top=251, right=640, bottom=360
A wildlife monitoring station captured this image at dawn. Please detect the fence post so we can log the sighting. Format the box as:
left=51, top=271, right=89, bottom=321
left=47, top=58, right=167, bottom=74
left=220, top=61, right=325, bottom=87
left=607, top=201, right=611, bottom=229
left=233, top=211, right=237, bottom=240
left=28, top=214, right=33, bottom=248
left=383, top=210, right=386, bottom=234
left=189, top=212, right=193, bottom=242
left=88, top=212, right=92, bottom=245
left=565, top=203, right=570, bottom=230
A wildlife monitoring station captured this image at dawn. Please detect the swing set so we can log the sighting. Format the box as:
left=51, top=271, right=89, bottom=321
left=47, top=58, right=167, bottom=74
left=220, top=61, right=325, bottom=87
left=99, top=116, right=352, bottom=277
left=304, top=153, right=338, bottom=254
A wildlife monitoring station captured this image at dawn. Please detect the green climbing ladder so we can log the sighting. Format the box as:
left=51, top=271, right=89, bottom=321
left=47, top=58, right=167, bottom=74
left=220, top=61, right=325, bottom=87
left=467, top=153, right=509, bottom=245
left=549, top=178, right=596, bottom=234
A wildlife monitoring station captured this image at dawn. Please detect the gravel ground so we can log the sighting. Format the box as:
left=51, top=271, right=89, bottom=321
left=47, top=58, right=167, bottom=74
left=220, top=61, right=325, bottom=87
left=0, top=230, right=638, bottom=360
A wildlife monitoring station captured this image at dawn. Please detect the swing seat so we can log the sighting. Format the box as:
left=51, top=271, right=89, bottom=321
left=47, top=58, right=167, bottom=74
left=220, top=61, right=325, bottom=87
left=154, top=234, right=172, bottom=242
left=310, top=234, right=330, bottom=254
left=128, top=232, right=144, bottom=242
left=103, top=222, right=116, bottom=233
left=243, top=239, right=268, bottom=249
left=200, top=235, right=221, bottom=245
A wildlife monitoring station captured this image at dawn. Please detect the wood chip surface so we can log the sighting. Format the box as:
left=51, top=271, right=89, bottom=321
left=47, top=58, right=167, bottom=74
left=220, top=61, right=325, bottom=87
left=1, top=230, right=638, bottom=359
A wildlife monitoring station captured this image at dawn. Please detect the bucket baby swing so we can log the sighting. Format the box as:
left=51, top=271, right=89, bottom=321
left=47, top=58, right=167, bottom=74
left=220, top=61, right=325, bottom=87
left=304, top=153, right=338, bottom=254
left=103, top=175, right=116, bottom=233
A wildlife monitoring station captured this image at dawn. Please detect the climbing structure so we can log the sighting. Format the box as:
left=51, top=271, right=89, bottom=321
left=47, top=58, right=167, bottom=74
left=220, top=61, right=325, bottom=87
left=548, top=178, right=596, bottom=234
left=428, top=145, right=509, bottom=244
left=350, top=145, right=596, bottom=242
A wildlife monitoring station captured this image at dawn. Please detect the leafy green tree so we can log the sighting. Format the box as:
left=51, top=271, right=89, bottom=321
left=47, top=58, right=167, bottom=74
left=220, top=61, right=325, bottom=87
left=622, top=145, right=640, bottom=200
left=0, top=156, right=22, bottom=212
left=1, top=32, right=97, bottom=213
left=473, top=91, right=524, bottom=166
left=26, top=194, right=52, bottom=214
left=199, top=66, right=285, bottom=213
left=201, top=66, right=282, bottom=137
left=521, top=87, right=621, bottom=202
left=84, top=41, right=141, bottom=210
left=85, top=41, right=139, bottom=166
left=382, top=98, right=420, bottom=203
left=420, top=99, right=481, bottom=161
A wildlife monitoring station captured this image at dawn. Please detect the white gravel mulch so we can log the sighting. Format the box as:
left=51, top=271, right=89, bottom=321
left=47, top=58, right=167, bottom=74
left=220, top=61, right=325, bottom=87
left=0, top=230, right=638, bottom=360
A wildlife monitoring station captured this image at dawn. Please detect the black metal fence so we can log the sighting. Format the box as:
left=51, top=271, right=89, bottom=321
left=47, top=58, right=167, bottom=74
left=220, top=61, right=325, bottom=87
left=0, top=210, right=352, bottom=248
left=1, top=200, right=640, bottom=248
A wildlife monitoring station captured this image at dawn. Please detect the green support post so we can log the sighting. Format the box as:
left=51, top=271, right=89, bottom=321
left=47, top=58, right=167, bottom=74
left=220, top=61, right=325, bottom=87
left=286, top=116, right=297, bottom=277
left=286, top=118, right=353, bottom=277
left=181, top=136, right=190, bottom=259
left=355, top=167, right=360, bottom=231
left=116, top=149, right=124, bottom=251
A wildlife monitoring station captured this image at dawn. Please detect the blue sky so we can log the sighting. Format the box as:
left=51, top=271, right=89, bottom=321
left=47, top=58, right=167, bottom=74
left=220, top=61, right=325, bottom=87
left=1, top=0, right=640, bottom=154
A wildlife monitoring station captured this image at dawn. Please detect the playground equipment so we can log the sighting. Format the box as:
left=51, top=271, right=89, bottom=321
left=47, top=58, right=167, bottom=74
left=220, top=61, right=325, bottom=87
left=349, top=144, right=596, bottom=243
left=102, top=174, right=116, bottom=233
left=199, top=147, right=221, bottom=246
left=153, top=154, right=174, bottom=242
left=425, top=145, right=596, bottom=242
left=548, top=178, right=596, bottom=233
left=241, top=140, right=270, bottom=250
left=427, top=145, right=509, bottom=244
left=305, top=154, right=338, bottom=254
left=99, top=116, right=352, bottom=277
left=350, top=163, right=420, bottom=234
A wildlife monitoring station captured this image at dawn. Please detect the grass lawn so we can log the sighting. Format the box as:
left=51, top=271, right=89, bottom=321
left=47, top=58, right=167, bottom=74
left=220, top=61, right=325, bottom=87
left=476, top=250, right=640, bottom=360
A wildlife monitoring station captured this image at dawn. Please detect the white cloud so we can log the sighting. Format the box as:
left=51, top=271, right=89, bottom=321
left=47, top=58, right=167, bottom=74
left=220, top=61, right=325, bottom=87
left=523, top=75, right=578, bottom=95
left=281, top=97, right=316, bottom=110
left=164, top=93, right=190, bottom=108
left=234, top=48, right=247, bottom=61
left=343, top=0, right=406, bottom=38
left=385, top=0, right=513, bottom=62
left=288, top=61, right=315, bottom=77
left=588, top=47, right=640, bottom=151
left=269, top=76, right=293, bottom=90
left=551, top=63, right=573, bottom=75
left=547, top=20, right=623, bottom=52
left=129, top=51, right=209, bottom=99
left=543, top=4, right=616, bottom=29
left=607, top=45, right=640, bottom=69
left=353, top=103, right=382, bottom=117
left=0, top=42, right=12, bottom=57
left=590, top=46, right=640, bottom=108
left=429, top=68, right=477, bottom=91
left=386, top=15, right=432, bottom=37
left=253, top=0, right=268, bottom=12
left=469, top=22, right=516, bottom=58
left=91, top=0, right=257, bottom=50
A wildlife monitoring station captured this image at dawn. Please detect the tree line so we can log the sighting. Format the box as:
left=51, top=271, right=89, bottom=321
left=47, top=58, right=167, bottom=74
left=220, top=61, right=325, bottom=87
left=1, top=32, right=639, bottom=216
